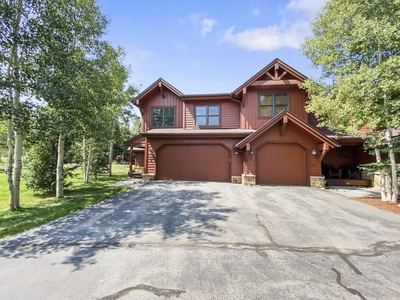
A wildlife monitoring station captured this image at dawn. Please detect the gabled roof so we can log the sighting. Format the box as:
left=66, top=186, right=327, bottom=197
left=232, top=58, right=308, bottom=99
left=123, top=134, right=145, bottom=146
left=132, top=78, right=183, bottom=106
left=235, top=110, right=339, bottom=149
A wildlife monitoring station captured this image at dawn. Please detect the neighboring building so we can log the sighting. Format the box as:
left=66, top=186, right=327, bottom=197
left=124, top=58, right=374, bottom=186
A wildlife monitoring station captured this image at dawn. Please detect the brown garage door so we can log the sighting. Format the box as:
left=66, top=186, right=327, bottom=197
left=156, top=144, right=230, bottom=182
left=257, top=143, right=307, bottom=185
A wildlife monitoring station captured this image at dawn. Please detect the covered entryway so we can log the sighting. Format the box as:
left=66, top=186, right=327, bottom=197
left=257, top=143, right=307, bottom=185
left=156, top=144, right=230, bottom=182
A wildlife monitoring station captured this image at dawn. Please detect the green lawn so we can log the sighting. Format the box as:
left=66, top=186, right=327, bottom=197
left=0, top=163, right=132, bottom=239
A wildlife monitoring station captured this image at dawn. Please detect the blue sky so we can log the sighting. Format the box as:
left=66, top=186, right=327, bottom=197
left=97, top=0, right=325, bottom=95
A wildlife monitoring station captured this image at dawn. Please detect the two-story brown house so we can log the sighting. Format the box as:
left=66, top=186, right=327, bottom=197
left=125, top=58, right=374, bottom=187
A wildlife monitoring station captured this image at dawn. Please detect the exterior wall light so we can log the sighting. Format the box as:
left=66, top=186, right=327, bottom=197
left=249, top=149, right=254, bottom=155
left=311, top=148, right=317, bottom=156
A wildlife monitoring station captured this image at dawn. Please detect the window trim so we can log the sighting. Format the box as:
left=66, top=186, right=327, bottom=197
left=258, top=94, right=289, bottom=118
left=195, top=104, right=221, bottom=127
left=152, top=107, right=175, bottom=128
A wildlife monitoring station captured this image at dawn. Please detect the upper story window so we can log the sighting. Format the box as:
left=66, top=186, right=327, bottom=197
left=195, top=105, right=220, bottom=126
left=152, top=107, right=175, bottom=127
left=259, top=94, right=288, bottom=117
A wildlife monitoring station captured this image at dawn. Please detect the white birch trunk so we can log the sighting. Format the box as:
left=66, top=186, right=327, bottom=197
left=6, top=0, right=23, bottom=210
left=386, top=171, right=393, bottom=201
left=13, top=128, right=22, bottom=208
left=56, top=133, right=65, bottom=198
left=85, top=146, right=91, bottom=183
left=108, top=141, right=113, bottom=176
left=386, top=128, right=398, bottom=203
left=378, top=46, right=398, bottom=202
left=374, top=148, right=388, bottom=201
left=82, top=137, right=87, bottom=183
left=7, top=119, right=15, bottom=211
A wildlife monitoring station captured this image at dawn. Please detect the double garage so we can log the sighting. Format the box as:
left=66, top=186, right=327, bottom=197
left=156, top=144, right=231, bottom=182
left=155, top=143, right=307, bottom=185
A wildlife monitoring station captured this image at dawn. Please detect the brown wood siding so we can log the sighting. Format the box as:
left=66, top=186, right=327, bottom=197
left=134, top=152, right=144, bottom=168
left=146, top=138, right=243, bottom=178
left=241, top=86, right=307, bottom=130
left=142, top=89, right=183, bottom=131
left=184, top=100, right=240, bottom=129
left=243, top=122, right=323, bottom=185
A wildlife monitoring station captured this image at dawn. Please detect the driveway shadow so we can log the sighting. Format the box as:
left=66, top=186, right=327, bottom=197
left=0, top=181, right=235, bottom=270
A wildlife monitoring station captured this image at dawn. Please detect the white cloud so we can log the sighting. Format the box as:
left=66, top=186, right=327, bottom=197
left=189, top=13, right=217, bottom=37
left=252, top=8, right=260, bottom=17
left=221, top=21, right=310, bottom=51
left=201, top=18, right=217, bottom=37
left=285, top=0, right=325, bottom=15
left=220, top=0, right=325, bottom=51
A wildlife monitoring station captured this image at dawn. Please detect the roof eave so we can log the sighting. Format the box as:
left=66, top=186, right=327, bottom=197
left=235, top=110, right=339, bottom=149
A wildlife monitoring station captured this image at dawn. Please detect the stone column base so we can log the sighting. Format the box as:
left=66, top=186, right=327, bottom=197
left=142, top=174, right=155, bottom=182
left=310, top=176, right=326, bottom=188
left=242, top=174, right=256, bottom=186
left=231, top=176, right=242, bottom=184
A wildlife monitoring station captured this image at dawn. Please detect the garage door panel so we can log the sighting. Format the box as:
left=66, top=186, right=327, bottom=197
left=258, top=143, right=307, bottom=185
left=157, top=145, right=230, bottom=182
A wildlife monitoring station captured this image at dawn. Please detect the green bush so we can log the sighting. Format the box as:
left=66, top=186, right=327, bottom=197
left=24, top=137, right=76, bottom=193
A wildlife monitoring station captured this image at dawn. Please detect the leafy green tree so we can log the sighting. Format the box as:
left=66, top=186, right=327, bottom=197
left=301, top=0, right=400, bottom=202
left=0, top=0, right=42, bottom=210
left=33, top=0, right=109, bottom=196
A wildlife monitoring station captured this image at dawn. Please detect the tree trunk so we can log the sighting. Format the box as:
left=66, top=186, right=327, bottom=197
left=374, top=148, right=388, bottom=201
left=108, top=141, right=113, bottom=176
left=6, top=0, right=23, bottom=210
left=13, top=128, right=22, bottom=208
left=85, top=145, right=91, bottom=183
left=82, top=136, right=87, bottom=183
left=378, top=45, right=398, bottom=202
left=7, top=119, right=15, bottom=211
left=386, top=127, right=398, bottom=203
left=56, top=132, right=65, bottom=198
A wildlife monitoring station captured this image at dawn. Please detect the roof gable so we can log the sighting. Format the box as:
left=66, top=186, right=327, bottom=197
left=232, top=58, right=308, bottom=98
left=133, top=78, right=183, bottom=106
left=124, top=134, right=145, bottom=146
left=235, top=110, right=339, bottom=149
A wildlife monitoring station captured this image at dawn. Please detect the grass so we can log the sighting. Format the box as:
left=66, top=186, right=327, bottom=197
left=0, top=163, right=132, bottom=239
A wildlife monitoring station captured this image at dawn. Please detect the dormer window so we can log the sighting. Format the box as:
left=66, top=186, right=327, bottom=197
left=259, top=94, right=288, bottom=117
left=195, top=105, right=220, bottom=126
left=152, top=107, right=175, bottom=127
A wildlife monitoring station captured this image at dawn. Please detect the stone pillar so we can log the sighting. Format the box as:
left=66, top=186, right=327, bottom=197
left=242, top=174, right=256, bottom=186
left=310, top=176, right=326, bottom=188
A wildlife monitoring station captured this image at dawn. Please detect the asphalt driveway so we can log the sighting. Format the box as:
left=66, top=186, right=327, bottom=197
left=1, top=181, right=400, bottom=299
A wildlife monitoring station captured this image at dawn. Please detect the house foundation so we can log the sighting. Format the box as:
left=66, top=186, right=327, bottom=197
left=310, top=176, right=326, bottom=188
left=231, top=176, right=242, bottom=184
left=141, top=174, right=155, bottom=182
